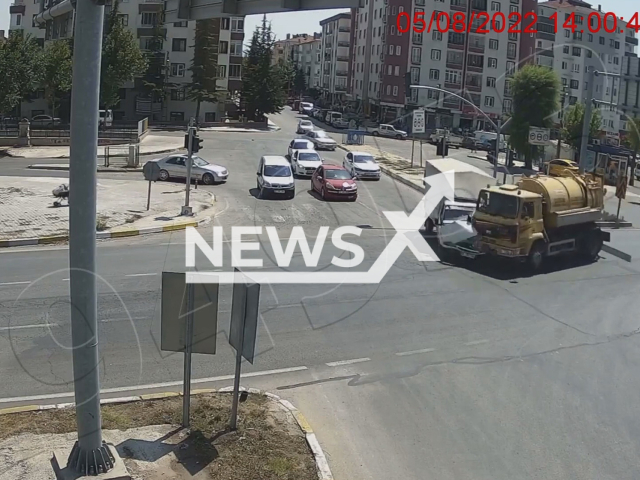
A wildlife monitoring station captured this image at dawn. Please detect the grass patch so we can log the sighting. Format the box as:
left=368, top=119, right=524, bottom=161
left=96, top=214, right=109, bottom=231
left=125, top=214, right=143, bottom=224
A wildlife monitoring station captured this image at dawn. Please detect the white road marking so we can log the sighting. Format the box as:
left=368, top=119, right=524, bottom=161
left=0, top=281, right=31, bottom=286
left=125, top=273, right=157, bottom=277
left=0, top=323, right=59, bottom=331
left=395, top=348, right=435, bottom=357
left=62, top=278, right=69, bottom=281
left=272, top=215, right=285, bottom=223
left=326, top=357, right=371, bottom=367
left=100, top=317, right=149, bottom=323
left=0, top=365, right=309, bottom=404
left=465, top=339, right=489, bottom=346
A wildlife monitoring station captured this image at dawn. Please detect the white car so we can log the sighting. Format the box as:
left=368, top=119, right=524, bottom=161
left=291, top=149, right=323, bottom=177
left=287, top=138, right=315, bottom=159
left=343, top=151, right=381, bottom=180
left=305, top=130, right=337, bottom=151
left=256, top=155, right=295, bottom=199
left=152, top=154, right=228, bottom=184
left=31, top=114, right=61, bottom=128
left=297, top=119, right=314, bottom=134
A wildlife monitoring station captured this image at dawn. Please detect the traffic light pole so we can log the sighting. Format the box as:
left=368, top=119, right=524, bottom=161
left=182, top=118, right=195, bottom=215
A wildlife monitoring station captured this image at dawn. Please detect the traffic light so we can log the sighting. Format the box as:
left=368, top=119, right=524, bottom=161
left=184, top=133, right=190, bottom=149
left=404, top=72, right=411, bottom=98
left=192, top=135, right=203, bottom=153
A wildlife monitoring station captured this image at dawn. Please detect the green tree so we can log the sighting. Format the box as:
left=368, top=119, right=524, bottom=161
left=139, top=18, right=170, bottom=105
left=509, top=65, right=560, bottom=169
left=626, top=117, right=640, bottom=186
left=100, top=1, right=147, bottom=109
left=188, top=19, right=225, bottom=123
left=561, top=102, right=601, bottom=156
left=42, top=39, right=73, bottom=117
left=293, top=67, right=307, bottom=96
left=241, top=16, right=287, bottom=123
left=0, top=32, right=44, bottom=116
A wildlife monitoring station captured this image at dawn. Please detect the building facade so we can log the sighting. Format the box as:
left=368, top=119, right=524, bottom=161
left=319, top=13, right=352, bottom=104
left=273, top=33, right=316, bottom=65
left=291, top=35, right=322, bottom=89
left=7, top=0, right=245, bottom=122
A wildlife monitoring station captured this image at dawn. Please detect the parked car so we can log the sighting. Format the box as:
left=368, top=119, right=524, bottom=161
left=299, top=102, right=314, bottom=115
left=291, top=149, right=323, bottom=177
left=256, top=155, right=295, bottom=199
left=325, top=111, right=342, bottom=125
left=311, top=165, right=358, bottom=201
left=31, top=114, right=61, bottom=128
left=305, top=130, right=337, bottom=150
left=368, top=124, right=407, bottom=139
left=287, top=138, right=315, bottom=159
left=429, top=129, right=463, bottom=148
left=343, top=151, right=381, bottom=180
left=332, top=118, right=350, bottom=129
left=152, top=154, right=228, bottom=184
left=297, top=119, right=314, bottom=134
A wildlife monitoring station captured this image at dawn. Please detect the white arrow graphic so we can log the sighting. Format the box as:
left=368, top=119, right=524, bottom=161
left=186, top=171, right=456, bottom=284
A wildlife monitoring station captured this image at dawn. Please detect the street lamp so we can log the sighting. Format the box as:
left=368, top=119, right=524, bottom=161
left=556, top=86, right=569, bottom=158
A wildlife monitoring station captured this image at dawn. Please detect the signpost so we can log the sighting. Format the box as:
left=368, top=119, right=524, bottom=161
left=161, top=272, right=219, bottom=427
left=229, top=269, right=261, bottom=430
left=411, top=110, right=425, bottom=167
left=528, top=127, right=550, bottom=145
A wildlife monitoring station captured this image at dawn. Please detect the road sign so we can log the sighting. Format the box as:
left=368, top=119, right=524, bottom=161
left=528, top=127, right=550, bottom=145
left=412, top=109, right=425, bottom=134
left=229, top=270, right=261, bottom=364
left=616, top=175, right=627, bottom=200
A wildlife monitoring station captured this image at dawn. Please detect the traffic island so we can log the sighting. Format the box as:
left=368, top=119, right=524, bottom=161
left=0, top=390, right=328, bottom=480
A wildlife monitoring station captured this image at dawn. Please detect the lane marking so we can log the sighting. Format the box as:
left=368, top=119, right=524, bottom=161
left=62, top=278, right=69, bottom=281
left=100, top=317, right=149, bottom=323
left=0, top=323, right=59, bottom=331
left=464, top=339, right=489, bottom=346
left=0, top=281, right=31, bottom=286
left=0, top=365, right=309, bottom=405
left=395, top=348, right=435, bottom=357
left=125, top=273, right=157, bottom=277
left=326, top=357, right=371, bottom=367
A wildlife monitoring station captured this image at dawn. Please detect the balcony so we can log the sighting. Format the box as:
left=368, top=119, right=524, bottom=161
left=465, top=83, right=482, bottom=92
left=337, top=56, right=350, bottom=62
left=335, top=85, right=347, bottom=92
left=338, top=41, right=350, bottom=47
left=448, top=41, right=465, bottom=50
left=336, top=70, right=348, bottom=77
left=470, top=0, right=487, bottom=11
left=451, top=0, right=466, bottom=12
left=443, top=98, right=461, bottom=109
left=469, top=43, right=485, bottom=54
left=446, top=60, right=463, bottom=69
left=627, top=36, right=639, bottom=46
left=338, top=26, right=350, bottom=33
left=10, top=3, right=26, bottom=14
left=444, top=81, right=460, bottom=90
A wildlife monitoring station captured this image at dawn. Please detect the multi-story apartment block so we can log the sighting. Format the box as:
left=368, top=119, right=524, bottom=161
left=7, top=0, right=245, bottom=122
left=320, top=13, right=352, bottom=104
left=535, top=0, right=635, bottom=140
left=291, top=34, right=322, bottom=89
left=273, top=33, right=316, bottom=65
left=620, top=54, right=640, bottom=141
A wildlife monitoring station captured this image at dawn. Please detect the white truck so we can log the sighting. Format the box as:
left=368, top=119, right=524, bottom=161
left=422, top=158, right=496, bottom=259
left=368, top=124, right=407, bottom=139
left=429, top=129, right=463, bottom=148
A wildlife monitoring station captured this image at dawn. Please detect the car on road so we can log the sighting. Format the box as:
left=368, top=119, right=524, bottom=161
left=368, top=124, right=407, bottom=139
left=256, top=155, right=295, bottom=199
left=31, top=114, right=61, bottom=128
left=152, top=154, right=229, bottom=184
left=299, top=102, right=314, bottom=115
left=311, top=165, right=358, bottom=201
left=287, top=138, right=315, bottom=159
left=305, top=130, right=337, bottom=151
left=291, top=149, right=323, bottom=177
left=297, top=119, right=314, bottom=134
left=343, top=151, right=381, bottom=180
left=332, top=118, right=350, bottom=129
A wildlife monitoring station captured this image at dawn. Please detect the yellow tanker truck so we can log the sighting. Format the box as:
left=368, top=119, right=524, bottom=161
left=471, top=171, right=609, bottom=270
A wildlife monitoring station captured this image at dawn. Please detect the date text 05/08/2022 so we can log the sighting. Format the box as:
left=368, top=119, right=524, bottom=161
left=397, top=10, right=640, bottom=35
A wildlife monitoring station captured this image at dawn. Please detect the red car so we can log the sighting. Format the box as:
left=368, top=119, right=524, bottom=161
left=311, top=165, right=358, bottom=201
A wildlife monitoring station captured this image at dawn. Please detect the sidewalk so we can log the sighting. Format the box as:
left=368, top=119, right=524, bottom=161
left=200, top=119, right=281, bottom=133
left=2, top=134, right=184, bottom=159
left=0, top=176, right=215, bottom=242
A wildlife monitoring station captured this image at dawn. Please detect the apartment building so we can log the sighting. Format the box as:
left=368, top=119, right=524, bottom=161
left=619, top=54, right=640, bottom=140
left=7, top=0, right=245, bottom=122
left=273, top=33, right=316, bottom=65
left=535, top=0, right=636, bottom=140
left=319, top=13, right=352, bottom=104
left=291, top=34, right=322, bottom=89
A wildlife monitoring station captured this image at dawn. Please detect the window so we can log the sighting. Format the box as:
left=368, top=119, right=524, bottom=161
left=586, top=50, right=592, bottom=58
left=411, top=47, right=421, bottom=63
left=484, top=96, right=495, bottom=107
left=218, top=65, right=226, bottom=77
left=564, top=29, right=570, bottom=38
left=562, top=61, right=568, bottom=70
left=427, top=90, right=439, bottom=100
left=386, top=84, right=391, bottom=95
left=395, top=65, right=400, bottom=76
left=614, top=41, right=620, bottom=49
left=141, top=12, right=158, bottom=26
left=431, top=49, right=441, bottom=60
left=389, top=44, right=394, bottom=54
left=219, top=41, right=228, bottom=54
left=563, top=45, right=569, bottom=54
left=572, top=46, right=581, bottom=56
left=508, top=30, right=517, bottom=41
left=229, top=64, right=242, bottom=78
left=393, top=86, right=398, bottom=96
left=509, top=5, right=518, bottom=13
left=174, top=21, right=188, bottom=27
left=445, top=69, right=459, bottom=84
left=574, top=31, right=582, bottom=40
left=467, top=54, right=483, bottom=67
left=16, top=14, right=21, bottom=26
left=117, top=14, right=128, bottom=26
left=610, top=38, right=615, bottom=47
left=392, top=5, right=396, bottom=14
left=171, top=63, right=185, bottom=77
left=491, top=1, right=500, bottom=11
left=537, top=40, right=542, bottom=48
left=570, top=79, right=579, bottom=89
left=205, top=112, right=216, bottom=122
left=432, top=30, right=442, bottom=41
left=614, top=56, right=619, bottom=65
left=488, top=57, right=498, bottom=68
left=486, top=76, right=496, bottom=87
left=429, top=69, right=440, bottom=80
left=231, top=17, right=244, bottom=31
left=375, top=64, right=378, bottom=73
left=140, top=37, right=154, bottom=50
left=396, top=45, right=401, bottom=55
left=32, top=14, right=37, bottom=27
left=387, top=65, right=392, bottom=74
left=489, top=39, right=498, bottom=50
left=599, top=36, right=605, bottom=45
left=172, top=38, right=187, bottom=52
left=572, top=63, right=580, bottom=72
left=410, top=67, right=420, bottom=83
left=507, top=42, right=516, bottom=57
left=588, top=33, right=593, bottom=41
left=391, top=25, right=396, bottom=35
left=170, top=89, right=186, bottom=101
left=170, top=112, right=185, bottom=121
left=230, top=41, right=243, bottom=56
left=449, top=32, right=465, bottom=45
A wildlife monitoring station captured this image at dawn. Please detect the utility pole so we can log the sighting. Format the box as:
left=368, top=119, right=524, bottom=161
left=494, top=119, right=501, bottom=178
left=182, top=118, right=195, bottom=215
left=557, top=86, right=568, bottom=159
left=579, top=69, right=596, bottom=172
left=66, top=0, right=113, bottom=474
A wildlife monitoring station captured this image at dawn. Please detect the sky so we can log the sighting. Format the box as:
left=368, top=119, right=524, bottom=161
left=0, top=1, right=636, bottom=41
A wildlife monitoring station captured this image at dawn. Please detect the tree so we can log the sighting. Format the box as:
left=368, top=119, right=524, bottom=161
left=0, top=32, right=44, bottom=116
left=187, top=19, right=225, bottom=123
left=561, top=102, right=601, bottom=156
left=509, top=65, right=560, bottom=169
left=100, top=1, right=147, bottom=109
left=241, top=16, right=287, bottom=123
left=139, top=18, right=170, bottom=106
left=42, top=39, right=73, bottom=117
left=293, top=67, right=307, bottom=96
left=627, top=117, right=640, bottom=186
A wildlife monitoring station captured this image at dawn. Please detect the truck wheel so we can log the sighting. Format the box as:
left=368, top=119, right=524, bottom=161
left=528, top=241, right=546, bottom=272
left=581, top=230, right=603, bottom=261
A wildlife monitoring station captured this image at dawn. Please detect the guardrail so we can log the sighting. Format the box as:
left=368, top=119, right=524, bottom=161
left=0, top=129, right=19, bottom=137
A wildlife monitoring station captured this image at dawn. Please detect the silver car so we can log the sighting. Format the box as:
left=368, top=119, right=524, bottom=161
left=152, top=154, right=228, bottom=184
left=305, top=130, right=337, bottom=151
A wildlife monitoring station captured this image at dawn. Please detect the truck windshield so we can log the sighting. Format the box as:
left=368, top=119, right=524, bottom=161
left=477, top=191, right=519, bottom=219
left=443, top=207, right=473, bottom=221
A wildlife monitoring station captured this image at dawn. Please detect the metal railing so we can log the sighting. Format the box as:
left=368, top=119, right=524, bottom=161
left=0, top=129, right=19, bottom=137
left=103, top=144, right=140, bottom=167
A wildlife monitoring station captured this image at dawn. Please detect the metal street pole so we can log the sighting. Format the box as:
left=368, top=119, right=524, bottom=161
left=494, top=119, right=501, bottom=178
left=183, top=118, right=194, bottom=214
left=557, top=88, right=567, bottom=159
left=579, top=69, right=596, bottom=172
left=66, top=0, right=113, bottom=473
left=182, top=283, right=195, bottom=428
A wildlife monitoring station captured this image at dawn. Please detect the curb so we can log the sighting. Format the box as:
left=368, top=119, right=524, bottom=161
left=12, top=146, right=184, bottom=160
left=0, top=387, right=334, bottom=480
left=28, top=164, right=144, bottom=173
left=597, top=220, right=633, bottom=228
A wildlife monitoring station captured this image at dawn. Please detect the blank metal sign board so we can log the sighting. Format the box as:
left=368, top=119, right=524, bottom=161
left=528, top=127, right=550, bottom=145
left=229, top=270, right=261, bottom=364
left=161, top=271, right=219, bottom=355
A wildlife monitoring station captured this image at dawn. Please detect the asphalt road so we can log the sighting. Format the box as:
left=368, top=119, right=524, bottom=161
left=1, top=108, right=640, bottom=479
